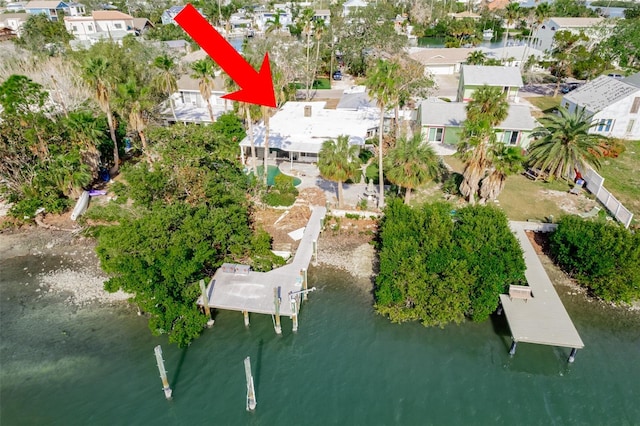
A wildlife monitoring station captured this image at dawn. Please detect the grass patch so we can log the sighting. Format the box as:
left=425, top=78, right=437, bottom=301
left=294, top=78, right=331, bottom=90
left=527, top=96, right=561, bottom=114
left=597, top=139, right=640, bottom=222
left=497, top=174, right=570, bottom=221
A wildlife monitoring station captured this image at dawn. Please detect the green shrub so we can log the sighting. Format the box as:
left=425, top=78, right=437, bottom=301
left=263, top=191, right=296, bottom=207
left=345, top=213, right=361, bottom=219
left=442, top=172, right=463, bottom=195
left=549, top=216, right=640, bottom=302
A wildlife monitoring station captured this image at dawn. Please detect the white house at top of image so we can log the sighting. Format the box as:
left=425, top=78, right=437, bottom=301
left=531, top=17, right=605, bottom=52
left=239, top=101, right=379, bottom=164
left=561, top=73, right=640, bottom=140
left=342, top=0, right=368, bottom=17
left=161, top=5, right=206, bottom=25
left=0, top=13, right=29, bottom=35
left=65, top=11, right=137, bottom=45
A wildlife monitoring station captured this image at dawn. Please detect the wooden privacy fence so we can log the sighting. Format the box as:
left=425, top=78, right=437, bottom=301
left=583, top=167, right=634, bottom=228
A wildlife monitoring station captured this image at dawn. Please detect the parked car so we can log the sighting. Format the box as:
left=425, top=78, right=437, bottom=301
left=561, top=83, right=580, bottom=94
left=332, top=70, right=342, bottom=81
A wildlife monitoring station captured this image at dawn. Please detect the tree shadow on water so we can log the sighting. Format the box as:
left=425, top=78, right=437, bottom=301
left=171, top=346, right=189, bottom=392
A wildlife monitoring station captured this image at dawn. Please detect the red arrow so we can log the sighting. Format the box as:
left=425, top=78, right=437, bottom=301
left=174, top=4, right=276, bottom=108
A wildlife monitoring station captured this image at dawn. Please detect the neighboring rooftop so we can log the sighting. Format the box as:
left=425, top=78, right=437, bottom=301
left=24, top=1, right=66, bottom=8
left=420, top=99, right=536, bottom=130
left=622, top=71, right=640, bottom=89
left=176, top=74, right=225, bottom=92
left=91, top=10, right=133, bottom=20
left=548, top=17, right=605, bottom=27
left=563, top=75, right=640, bottom=114
left=337, top=86, right=374, bottom=110
left=409, top=47, right=475, bottom=65
left=461, top=65, right=524, bottom=87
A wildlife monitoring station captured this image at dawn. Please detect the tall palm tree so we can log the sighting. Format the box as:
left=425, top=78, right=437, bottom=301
left=64, top=110, right=105, bottom=179
left=265, top=10, right=283, bottom=33
left=190, top=58, right=217, bottom=123
left=82, top=57, right=119, bottom=173
left=366, top=59, right=399, bottom=208
left=152, top=54, right=178, bottom=123
left=458, top=86, right=509, bottom=204
left=527, top=107, right=605, bottom=179
left=318, top=135, right=360, bottom=208
left=479, top=145, right=524, bottom=202
left=502, top=3, right=521, bottom=59
left=261, top=105, right=271, bottom=185
left=384, top=133, right=440, bottom=204
left=116, top=79, right=151, bottom=163
left=466, top=50, right=487, bottom=65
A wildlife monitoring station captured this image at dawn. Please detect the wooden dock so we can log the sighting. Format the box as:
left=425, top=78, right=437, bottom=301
left=200, top=206, right=326, bottom=331
left=499, top=222, right=584, bottom=361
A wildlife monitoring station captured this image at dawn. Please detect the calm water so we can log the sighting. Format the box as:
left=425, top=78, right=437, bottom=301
left=1, top=252, right=640, bottom=425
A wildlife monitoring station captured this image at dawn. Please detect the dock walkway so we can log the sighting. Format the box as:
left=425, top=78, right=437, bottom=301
left=202, top=206, right=326, bottom=317
left=499, top=222, right=584, bottom=358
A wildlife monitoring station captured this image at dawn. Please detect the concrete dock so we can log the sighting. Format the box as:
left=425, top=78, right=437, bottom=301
left=500, top=222, right=584, bottom=359
left=202, top=206, right=326, bottom=319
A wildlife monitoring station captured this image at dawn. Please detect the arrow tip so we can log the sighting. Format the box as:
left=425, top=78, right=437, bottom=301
left=222, top=53, right=276, bottom=108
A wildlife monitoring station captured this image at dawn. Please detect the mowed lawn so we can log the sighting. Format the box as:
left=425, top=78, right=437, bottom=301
left=597, top=139, right=640, bottom=222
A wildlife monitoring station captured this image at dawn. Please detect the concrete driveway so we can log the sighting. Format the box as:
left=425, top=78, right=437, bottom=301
left=432, top=74, right=459, bottom=99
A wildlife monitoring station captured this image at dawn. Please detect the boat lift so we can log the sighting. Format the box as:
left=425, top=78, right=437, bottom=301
left=288, top=288, right=316, bottom=332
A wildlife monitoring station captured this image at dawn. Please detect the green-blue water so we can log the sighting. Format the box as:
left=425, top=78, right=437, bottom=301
left=1, top=252, right=639, bottom=425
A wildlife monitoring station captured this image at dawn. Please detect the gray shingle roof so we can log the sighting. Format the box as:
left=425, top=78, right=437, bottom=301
left=461, top=65, right=523, bottom=87
left=563, top=75, right=640, bottom=114
left=622, top=72, right=640, bottom=89
left=420, top=99, right=535, bottom=130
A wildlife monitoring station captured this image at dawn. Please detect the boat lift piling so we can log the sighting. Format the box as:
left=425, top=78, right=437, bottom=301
left=288, top=287, right=316, bottom=332
left=244, top=357, right=257, bottom=411
left=153, top=345, right=172, bottom=400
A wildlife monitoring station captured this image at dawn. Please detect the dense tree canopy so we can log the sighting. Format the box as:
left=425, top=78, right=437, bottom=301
left=375, top=200, right=525, bottom=326
left=550, top=216, right=640, bottom=303
left=91, top=123, right=277, bottom=347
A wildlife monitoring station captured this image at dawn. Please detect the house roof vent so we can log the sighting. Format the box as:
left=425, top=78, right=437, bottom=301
left=304, top=105, right=312, bottom=117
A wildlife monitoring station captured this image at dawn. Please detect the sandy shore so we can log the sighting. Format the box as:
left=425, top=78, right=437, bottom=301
left=0, top=228, right=130, bottom=306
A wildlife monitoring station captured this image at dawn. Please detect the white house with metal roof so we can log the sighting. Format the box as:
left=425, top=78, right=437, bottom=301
left=417, top=98, right=537, bottom=154
left=531, top=17, right=605, bottom=53
left=561, top=73, right=640, bottom=140
left=457, top=65, right=524, bottom=102
left=65, top=11, right=137, bottom=45
left=239, top=101, right=379, bottom=164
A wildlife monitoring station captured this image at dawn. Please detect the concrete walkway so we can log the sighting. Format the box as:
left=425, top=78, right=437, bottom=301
left=499, top=221, right=584, bottom=352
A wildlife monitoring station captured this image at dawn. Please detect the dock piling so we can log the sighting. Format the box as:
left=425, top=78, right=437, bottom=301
left=199, top=279, right=214, bottom=327
left=312, top=239, right=317, bottom=264
left=290, top=296, right=298, bottom=332
left=153, top=345, right=172, bottom=399
left=568, top=348, right=577, bottom=363
left=243, top=310, right=250, bottom=327
left=274, top=287, right=282, bottom=335
left=509, top=340, right=518, bottom=356
left=244, top=357, right=257, bottom=411
left=301, top=268, right=308, bottom=300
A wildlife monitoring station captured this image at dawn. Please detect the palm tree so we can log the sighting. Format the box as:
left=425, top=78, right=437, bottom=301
left=318, top=135, right=360, bottom=208
left=190, top=58, right=217, bottom=123
left=82, top=57, right=119, bottom=173
left=479, top=145, right=524, bottom=202
left=458, top=86, right=509, bottom=204
left=384, top=133, right=440, bottom=204
left=366, top=59, right=399, bottom=208
left=152, top=54, right=178, bottom=123
left=265, top=10, right=283, bottom=33
left=502, top=3, right=521, bottom=59
left=522, top=2, right=550, bottom=63
left=527, top=107, right=605, bottom=179
left=64, top=110, right=105, bottom=179
left=466, top=50, right=487, bottom=65
left=261, top=105, right=271, bottom=185
left=116, top=79, right=151, bottom=163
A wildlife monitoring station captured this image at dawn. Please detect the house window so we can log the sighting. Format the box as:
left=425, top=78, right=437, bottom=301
left=503, top=131, right=519, bottom=145
left=597, top=119, right=613, bottom=132
left=627, top=120, right=636, bottom=134
left=551, top=26, right=556, bottom=30
left=87, top=25, right=93, bottom=31
left=114, top=23, right=122, bottom=29
left=72, top=25, right=77, bottom=31
left=563, top=102, right=570, bottom=109
left=631, top=97, right=640, bottom=114
left=541, top=25, right=546, bottom=29
left=428, top=127, right=444, bottom=143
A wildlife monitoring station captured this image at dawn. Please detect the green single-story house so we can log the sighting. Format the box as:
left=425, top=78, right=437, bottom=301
left=457, top=65, right=524, bottom=103
left=417, top=98, right=537, bottom=149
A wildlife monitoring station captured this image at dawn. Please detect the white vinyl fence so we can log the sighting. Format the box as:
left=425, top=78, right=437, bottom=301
left=583, top=167, right=634, bottom=228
